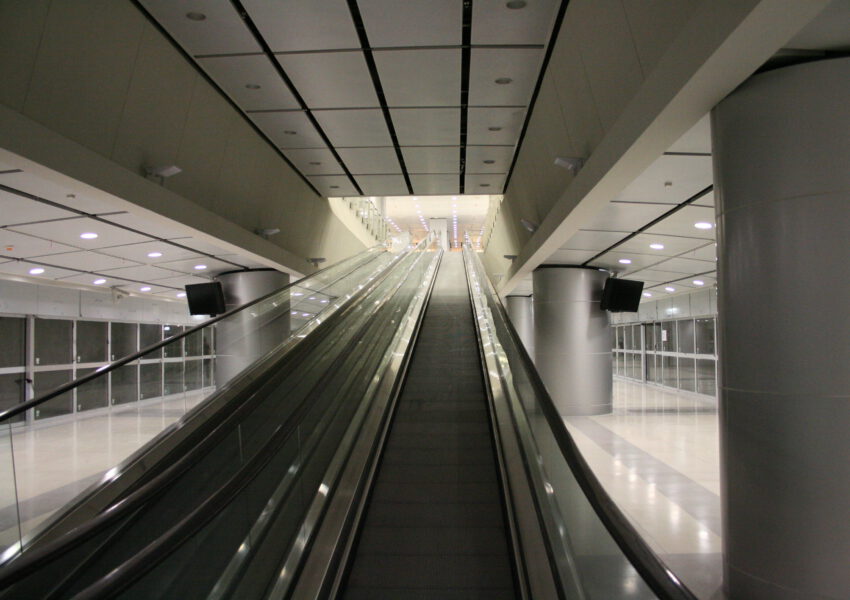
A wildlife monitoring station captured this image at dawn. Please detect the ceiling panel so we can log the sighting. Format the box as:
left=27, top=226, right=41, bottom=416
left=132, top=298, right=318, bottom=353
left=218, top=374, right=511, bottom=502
left=276, top=51, right=379, bottom=109
left=468, top=48, right=542, bottom=106
left=467, top=107, right=525, bottom=145
left=313, top=109, right=392, bottom=147
left=643, top=256, right=716, bottom=275
left=308, top=175, right=359, bottom=196
left=337, top=147, right=401, bottom=174
left=0, top=189, right=78, bottom=226
left=99, top=214, right=192, bottom=239
left=410, top=174, right=460, bottom=195
left=115, top=283, right=177, bottom=295
left=0, top=230, right=81, bottom=258
left=250, top=111, right=326, bottom=148
left=590, top=250, right=666, bottom=274
left=359, top=0, right=461, bottom=47
left=668, top=114, right=711, bottom=154
left=197, top=55, right=300, bottom=111
left=0, top=172, right=127, bottom=214
left=785, top=0, right=850, bottom=50
left=402, top=146, right=460, bottom=173
left=98, top=265, right=185, bottom=281
left=147, top=274, right=212, bottom=288
left=283, top=148, right=344, bottom=175
left=374, top=49, right=461, bottom=107
left=153, top=257, right=237, bottom=276
left=626, top=269, right=689, bottom=284
left=391, top=108, right=460, bottom=146
left=614, top=233, right=711, bottom=257
left=542, top=249, right=597, bottom=265
left=678, top=243, right=717, bottom=262
left=616, top=154, right=712, bottom=204
left=98, top=241, right=204, bottom=264
left=139, top=0, right=260, bottom=55
left=472, top=0, right=559, bottom=45
left=56, top=273, right=143, bottom=288
left=242, top=0, right=360, bottom=52
left=0, top=260, right=80, bottom=280
left=10, top=219, right=151, bottom=250
left=352, top=175, right=409, bottom=196
left=465, top=173, right=505, bottom=193
left=466, top=146, right=515, bottom=174
left=643, top=205, right=716, bottom=238
left=560, top=230, right=629, bottom=251
left=36, top=251, right=140, bottom=272
left=581, top=201, right=676, bottom=233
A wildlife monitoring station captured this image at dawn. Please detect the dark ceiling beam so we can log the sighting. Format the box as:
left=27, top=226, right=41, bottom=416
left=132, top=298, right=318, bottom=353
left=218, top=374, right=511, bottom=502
left=347, top=0, right=413, bottom=195
left=459, top=0, right=473, bottom=194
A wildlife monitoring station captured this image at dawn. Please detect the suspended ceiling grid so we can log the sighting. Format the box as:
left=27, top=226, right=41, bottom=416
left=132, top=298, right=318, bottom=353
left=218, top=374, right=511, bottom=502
left=0, top=167, right=271, bottom=300
left=138, top=0, right=562, bottom=197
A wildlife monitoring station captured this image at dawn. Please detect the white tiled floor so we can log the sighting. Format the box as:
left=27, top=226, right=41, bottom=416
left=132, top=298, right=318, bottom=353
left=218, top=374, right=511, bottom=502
left=565, top=379, right=724, bottom=599
left=0, top=393, right=207, bottom=549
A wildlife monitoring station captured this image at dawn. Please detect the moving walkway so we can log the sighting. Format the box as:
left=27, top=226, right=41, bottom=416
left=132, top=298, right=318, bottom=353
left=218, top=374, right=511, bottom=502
left=0, top=242, right=696, bottom=599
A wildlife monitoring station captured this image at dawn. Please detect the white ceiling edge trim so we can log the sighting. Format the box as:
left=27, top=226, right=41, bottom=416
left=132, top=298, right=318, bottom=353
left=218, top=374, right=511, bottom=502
left=0, top=105, right=305, bottom=280
left=496, top=0, right=829, bottom=295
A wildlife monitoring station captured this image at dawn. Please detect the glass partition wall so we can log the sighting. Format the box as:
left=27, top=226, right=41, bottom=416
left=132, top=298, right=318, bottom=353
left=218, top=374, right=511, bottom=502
left=613, top=317, right=717, bottom=397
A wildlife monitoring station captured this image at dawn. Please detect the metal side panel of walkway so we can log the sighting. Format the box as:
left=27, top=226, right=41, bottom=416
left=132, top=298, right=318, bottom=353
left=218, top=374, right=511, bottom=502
left=342, top=252, right=517, bottom=599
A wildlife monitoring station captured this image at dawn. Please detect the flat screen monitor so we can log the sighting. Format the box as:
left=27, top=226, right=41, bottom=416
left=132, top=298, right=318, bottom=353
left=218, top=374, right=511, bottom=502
left=185, top=282, right=226, bottom=316
left=600, top=278, right=644, bottom=312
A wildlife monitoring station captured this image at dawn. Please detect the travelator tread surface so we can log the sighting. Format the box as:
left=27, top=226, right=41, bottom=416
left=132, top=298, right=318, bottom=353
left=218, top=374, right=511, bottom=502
left=342, top=252, right=516, bottom=599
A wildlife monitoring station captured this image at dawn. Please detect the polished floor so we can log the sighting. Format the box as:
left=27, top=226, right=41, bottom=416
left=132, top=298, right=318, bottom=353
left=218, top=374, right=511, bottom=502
left=0, top=393, right=206, bottom=550
left=565, top=378, right=723, bottom=599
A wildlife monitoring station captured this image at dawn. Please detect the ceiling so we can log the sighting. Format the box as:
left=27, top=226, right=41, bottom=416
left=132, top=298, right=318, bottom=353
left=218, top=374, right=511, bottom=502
left=0, top=167, right=273, bottom=301
left=511, top=115, right=716, bottom=298
left=138, top=0, right=562, bottom=197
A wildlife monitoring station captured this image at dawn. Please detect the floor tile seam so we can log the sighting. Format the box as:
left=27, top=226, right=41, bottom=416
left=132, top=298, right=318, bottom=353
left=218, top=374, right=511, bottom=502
left=567, top=416, right=722, bottom=535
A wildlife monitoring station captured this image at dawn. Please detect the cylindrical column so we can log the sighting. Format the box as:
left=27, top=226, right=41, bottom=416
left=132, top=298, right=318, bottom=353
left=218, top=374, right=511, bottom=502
left=505, top=295, right=534, bottom=358
left=712, top=57, right=850, bottom=600
left=214, top=269, right=289, bottom=387
left=532, top=266, right=611, bottom=416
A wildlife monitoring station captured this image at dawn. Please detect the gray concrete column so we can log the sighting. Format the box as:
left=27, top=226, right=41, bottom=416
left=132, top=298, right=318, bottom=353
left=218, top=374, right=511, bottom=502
left=532, top=266, right=611, bottom=416
left=505, top=295, right=534, bottom=358
left=214, top=269, right=290, bottom=387
left=712, top=57, right=850, bottom=600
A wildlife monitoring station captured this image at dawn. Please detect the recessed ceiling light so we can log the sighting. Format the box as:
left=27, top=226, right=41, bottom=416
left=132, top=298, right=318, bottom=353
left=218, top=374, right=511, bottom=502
left=283, top=130, right=297, bottom=135
left=693, top=280, right=705, bottom=286
left=140, top=286, right=151, bottom=292
left=177, top=292, right=186, bottom=298
left=309, top=161, right=321, bottom=165
left=649, top=243, right=664, bottom=250
left=494, top=77, right=512, bottom=85
left=506, top=0, right=527, bottom=8
left=643, top=292, right=652, bottom=297
left=329, top=185, right=339, bottom=189
left=483, top=159, right=495, bottom=164
left=245, top=84, right=261, bottom=90
left=665, top=286, right=675, bottom=292
left=80, top=232, right=98, bottom=239
left=186, top=12, right=206, bottom=21
left=147, top=251, right=163, bottom=258
left=481, top=183, right=490, bottom=187
left=694, top=222, right=713, bottom=230
left=194, top=264, right=207, bottom=270
left=488, top=126, right=502, bottom=132
left=28, top=267, right=45, bottom=275
left=93, top=278, right=106, bottom=285
left=618, top=258, right=632, bottom=264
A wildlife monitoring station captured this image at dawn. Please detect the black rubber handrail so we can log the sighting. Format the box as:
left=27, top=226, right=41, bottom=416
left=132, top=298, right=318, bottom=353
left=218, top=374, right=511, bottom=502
left=463, top=247, right=697, bottom=600
left=0, top=246, right=383, bottom=423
